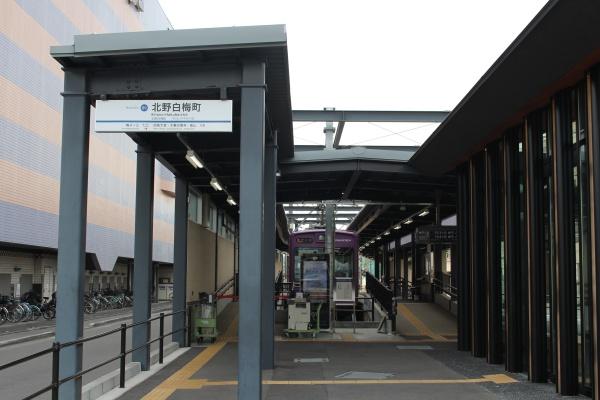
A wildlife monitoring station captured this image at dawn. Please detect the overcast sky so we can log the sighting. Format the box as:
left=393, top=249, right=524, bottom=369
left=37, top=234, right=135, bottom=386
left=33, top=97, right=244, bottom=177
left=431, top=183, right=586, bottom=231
left=158, top=0, right=549, bottom=146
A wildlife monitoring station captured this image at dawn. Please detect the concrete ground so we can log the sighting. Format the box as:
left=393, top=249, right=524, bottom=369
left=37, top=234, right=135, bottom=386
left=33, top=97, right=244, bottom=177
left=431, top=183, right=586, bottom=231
left=117, top=303, right=578, bottom=400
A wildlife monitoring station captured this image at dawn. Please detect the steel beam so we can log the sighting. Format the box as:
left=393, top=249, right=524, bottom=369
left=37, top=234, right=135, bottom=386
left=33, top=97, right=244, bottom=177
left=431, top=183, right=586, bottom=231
left=261, top=133, right=277, bottom=369
left=280, top=159, right=420, bottom=175
left=586, top=69, right=600, bottom=400
left=55, top=70, right=90, bottom=400
left=292, top=110, right=449, bottom=123
left=286, top=148, right=415, bottom=163
left=485, top=143, right=502, bottom=364
left=88, top=64, right=242, bottom=97
left=552, top=96, right=578, bottom=394
left=238, top=60, right=266, bottom=400
left=172, top=177, right=188, bottom=346
left=456, top=164, right=471, bottom=352
left=469, top=155, right=487, bottom=358
left=284, top=206, right=363, bottom=212
left=503, top=132, right=522, bottom=371
left=132, top=144, right=155, bottom=371
left=333, top=121, right=345, bottom=147
left=524, top=117, right=548, bottom=381
left=342, top=170, right=361, bottom=200
left=325, top=202, right=335, bottom=330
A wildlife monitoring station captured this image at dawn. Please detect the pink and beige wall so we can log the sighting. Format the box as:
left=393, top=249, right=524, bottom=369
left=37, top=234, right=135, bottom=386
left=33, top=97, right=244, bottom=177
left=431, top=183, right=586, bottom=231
left=0, top=0, right=175, bottom=271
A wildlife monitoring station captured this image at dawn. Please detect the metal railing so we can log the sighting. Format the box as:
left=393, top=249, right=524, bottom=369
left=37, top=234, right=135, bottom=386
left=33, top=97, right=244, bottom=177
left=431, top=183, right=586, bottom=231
left=432, top=277, right=457, bottom=300
left=0, top=308, right=189, bottom=400
left=365, top=272, right=395, bottom=318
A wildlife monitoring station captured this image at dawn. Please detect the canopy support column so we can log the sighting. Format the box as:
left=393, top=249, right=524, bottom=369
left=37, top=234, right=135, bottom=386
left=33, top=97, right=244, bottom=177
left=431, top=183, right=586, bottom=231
left=261, top=133, right=277, bottom=369
left=56, top=70, right=90, bottom=400
left=173, top=177, right=188, bottom=346
left=132, top=145, right=155, bottom=371
left=238, top=60, right=266, bottom=400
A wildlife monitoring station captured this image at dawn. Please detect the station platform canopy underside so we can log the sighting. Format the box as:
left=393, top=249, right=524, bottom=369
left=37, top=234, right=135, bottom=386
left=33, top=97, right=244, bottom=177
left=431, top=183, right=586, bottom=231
left=51, top=24, right=454, bottom=247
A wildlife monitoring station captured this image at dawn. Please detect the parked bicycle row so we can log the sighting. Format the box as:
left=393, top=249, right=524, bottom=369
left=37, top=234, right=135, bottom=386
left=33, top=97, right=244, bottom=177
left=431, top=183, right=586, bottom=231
left=84, top=290, right=133, bottom=314
left=0, top=289, right=134, bottom=324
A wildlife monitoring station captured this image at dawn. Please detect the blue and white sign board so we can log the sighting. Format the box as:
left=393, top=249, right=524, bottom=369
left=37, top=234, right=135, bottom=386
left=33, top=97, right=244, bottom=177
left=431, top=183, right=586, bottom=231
left=94, top=100, right=233, bottom=132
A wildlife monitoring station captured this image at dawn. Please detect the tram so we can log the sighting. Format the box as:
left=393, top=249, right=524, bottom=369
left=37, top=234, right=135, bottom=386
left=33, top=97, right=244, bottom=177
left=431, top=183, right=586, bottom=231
left=288, top=229, right=359, bottom=297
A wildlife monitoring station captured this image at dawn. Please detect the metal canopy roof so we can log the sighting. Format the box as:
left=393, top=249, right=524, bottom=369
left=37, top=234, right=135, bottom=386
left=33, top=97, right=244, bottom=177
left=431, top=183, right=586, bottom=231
left=51, top=25, right=294, bottom=158
left=50, top=24, right=456, bottom=245
left=348, top=202, right=456, bottom=250
left=277, top=146, right=455, bottom=204
left=411, top=0, right=600, bottom=175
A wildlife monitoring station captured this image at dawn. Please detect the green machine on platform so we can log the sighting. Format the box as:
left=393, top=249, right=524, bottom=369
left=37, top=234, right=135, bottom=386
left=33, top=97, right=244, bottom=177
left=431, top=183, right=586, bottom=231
left=192, top=295, right=218, bottom=343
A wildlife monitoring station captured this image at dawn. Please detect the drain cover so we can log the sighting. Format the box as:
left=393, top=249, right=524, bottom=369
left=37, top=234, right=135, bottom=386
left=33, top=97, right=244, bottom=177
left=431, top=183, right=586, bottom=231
left=335, top=371, right=394, bottom=379
left=395, top=345, right=433, bottom=350
left=294, top=358, right=329, bottom=363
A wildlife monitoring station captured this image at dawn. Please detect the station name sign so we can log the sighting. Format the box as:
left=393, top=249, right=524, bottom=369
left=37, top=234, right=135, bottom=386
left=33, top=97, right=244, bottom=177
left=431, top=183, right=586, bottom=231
left=94, top=100, right=233, bottom=133
left=414, top=225, right=457, bottom=244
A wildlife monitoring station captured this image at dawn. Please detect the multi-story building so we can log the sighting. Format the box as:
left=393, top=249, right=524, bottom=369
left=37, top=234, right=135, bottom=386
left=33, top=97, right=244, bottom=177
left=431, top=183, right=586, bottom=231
left=0, top=0, right=176, bottom=298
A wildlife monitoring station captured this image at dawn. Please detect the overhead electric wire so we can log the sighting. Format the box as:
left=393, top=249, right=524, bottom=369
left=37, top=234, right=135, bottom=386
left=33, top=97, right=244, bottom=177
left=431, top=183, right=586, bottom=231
left=348, top=122, right=437, bottom=146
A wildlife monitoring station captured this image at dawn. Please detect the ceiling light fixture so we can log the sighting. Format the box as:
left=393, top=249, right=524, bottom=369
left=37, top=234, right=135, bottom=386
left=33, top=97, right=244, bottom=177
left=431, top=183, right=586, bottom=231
left=383, top=231, right=390, bottom=236
left=418, top=209, right=430, bottom=217
left=393, top=225, right=401, bottom=230
left=404, top=218, right=413, bottom=225
left=185, top=150, right=203, bottom=169
left=226, top=196, right=237, bottom=206
left=210, top=177, right=223, bottom=191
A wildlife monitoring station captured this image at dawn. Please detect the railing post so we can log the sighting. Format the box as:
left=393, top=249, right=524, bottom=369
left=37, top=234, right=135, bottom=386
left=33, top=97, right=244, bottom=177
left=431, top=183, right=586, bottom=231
left=51, top=342, right=60, bottom=400
left=371, top=297, right=374, bottom=321
left=159, top=313, right=165, bottom=364
left=187, top=306, right=192, bottom=347
left=119, top=323, right=127, bottom=388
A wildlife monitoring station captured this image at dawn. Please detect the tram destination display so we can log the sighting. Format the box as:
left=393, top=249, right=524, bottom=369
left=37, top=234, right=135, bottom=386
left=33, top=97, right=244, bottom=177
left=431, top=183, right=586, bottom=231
left=414, top=226, right=457, bottom=244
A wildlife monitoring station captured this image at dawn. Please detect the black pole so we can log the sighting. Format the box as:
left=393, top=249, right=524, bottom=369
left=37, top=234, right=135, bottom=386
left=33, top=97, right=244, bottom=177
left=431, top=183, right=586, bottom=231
left=187, top=306, right=192, bottom=346
left=159, top=312, right=165, bottom=364
left=119, top=323, right=127, bottom=388
left=51, top=342, right=60, bottom=400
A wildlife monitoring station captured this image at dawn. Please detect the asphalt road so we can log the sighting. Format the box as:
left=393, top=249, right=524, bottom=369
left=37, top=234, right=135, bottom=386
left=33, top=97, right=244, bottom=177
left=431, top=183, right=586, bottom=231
left=0, top=307, right=175, bottom=400
left=0, top=302, right=172, bottom=337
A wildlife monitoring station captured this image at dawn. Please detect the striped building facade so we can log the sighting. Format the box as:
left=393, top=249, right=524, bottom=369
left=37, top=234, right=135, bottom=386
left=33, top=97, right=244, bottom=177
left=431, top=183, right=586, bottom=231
left=0, top=0, right=175, bottom=297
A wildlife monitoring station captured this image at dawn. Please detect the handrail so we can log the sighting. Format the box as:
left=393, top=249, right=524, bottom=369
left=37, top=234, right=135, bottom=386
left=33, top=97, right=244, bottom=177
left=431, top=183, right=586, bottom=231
left=365, top=272, right=395, bottom=318
left=432, top=278, right=457, bottom=299
left=0, top=308, right=190, bottom=400
left=215, top=275, right=236, bottom=296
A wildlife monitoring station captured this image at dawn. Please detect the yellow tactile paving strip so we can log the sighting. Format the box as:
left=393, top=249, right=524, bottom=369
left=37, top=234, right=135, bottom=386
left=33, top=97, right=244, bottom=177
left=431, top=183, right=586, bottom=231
left=397, top=304, right=448, bottom=342
left=141, top=314, right=515, bottom=400
left=145, top=374, right=517, bottom=394
left=141, top=317, right=238, bottom=400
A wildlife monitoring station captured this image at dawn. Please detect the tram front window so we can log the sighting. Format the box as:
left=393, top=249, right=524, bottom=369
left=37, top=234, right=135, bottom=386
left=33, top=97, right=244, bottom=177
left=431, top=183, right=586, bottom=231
left=335, top=249, right=353, bottom=278
left=295, top=248, right=320, bottom=280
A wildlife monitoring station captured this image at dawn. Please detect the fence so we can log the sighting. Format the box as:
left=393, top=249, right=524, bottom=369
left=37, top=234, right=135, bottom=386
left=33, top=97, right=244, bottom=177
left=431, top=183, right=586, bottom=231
left=0, top=308, right=189, bottom=400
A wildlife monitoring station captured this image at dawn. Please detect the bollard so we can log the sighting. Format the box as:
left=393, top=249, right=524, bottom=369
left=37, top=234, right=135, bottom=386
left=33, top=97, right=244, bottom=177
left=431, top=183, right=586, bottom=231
left=51, top=342, right=60, bottom=400
left=119, top=323, right=127, bottom=388
left=159, top=313, right=164, bottom=364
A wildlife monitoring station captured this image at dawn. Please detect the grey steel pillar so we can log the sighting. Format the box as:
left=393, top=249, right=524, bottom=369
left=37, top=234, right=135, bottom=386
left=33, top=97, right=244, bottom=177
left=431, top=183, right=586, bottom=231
left=456, top=164, right=471, bottom=352
left=173, top=177, right=188, bottom=346
left=325, top=202, right=335, bottom=330
left=132, top=145, right=155, bottom=371
left=261, top=133, right=277, bottom=369
left=238, top=60, right=266, bottom=400
left=55, top=70, right=90, bottom=400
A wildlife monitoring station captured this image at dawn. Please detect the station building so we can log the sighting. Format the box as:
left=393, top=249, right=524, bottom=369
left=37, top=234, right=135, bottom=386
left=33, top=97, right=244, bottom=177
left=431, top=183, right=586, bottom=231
left=0, top=0, right=242, bottom=299
left=409, top=1, right=600, bottom=397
